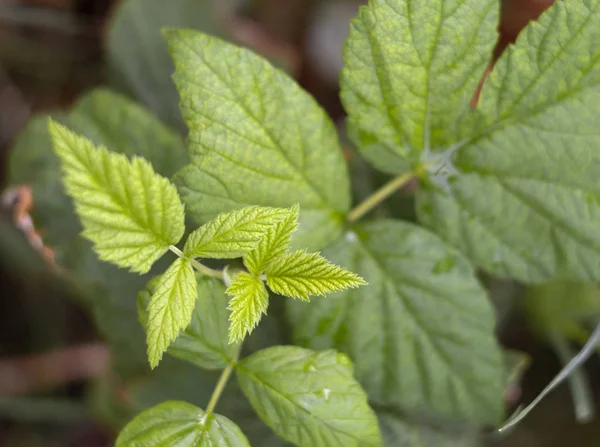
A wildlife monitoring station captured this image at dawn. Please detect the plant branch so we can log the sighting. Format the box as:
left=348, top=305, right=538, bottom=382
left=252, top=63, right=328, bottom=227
left=206, top=362, right=235, bottom=415
left=169, top=245, right=224, bottom=280
left=347, top=172, right=415, bottom=224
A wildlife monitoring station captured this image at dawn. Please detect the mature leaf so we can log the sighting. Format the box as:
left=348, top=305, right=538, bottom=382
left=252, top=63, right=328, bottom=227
left=184, top=206, right=291, bottom=259
left=378, top=411, right=481, bottom=447
left=48, top=120, right=185, bottom=274
left=106, top=0, right=224, bottom=130
left=116, top=401, right=250, bottom=446
left=146, top=258, right=197, bottom=368
left=287, top=220, right=504, bottom=424
left=266, top=250, right=366, bottom=301
left=139, top=274, right=240, bottom=369
left=417, top=0, right=600, bottom=282
left=236, top=346, right=382, bottom=447
left=244, top=204, right=299, bottom=275
left=167, top=29, right=350, bottom=251
left=226, top=272, right=269, bottom=343
left=341, top=0, right=498, bottom=173
left=9, top=89, right=187, bottom=377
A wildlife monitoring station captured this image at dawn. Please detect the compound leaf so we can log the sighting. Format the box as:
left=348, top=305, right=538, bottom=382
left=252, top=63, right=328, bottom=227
left=417, top=0, right=600, bottom=282
left=183, top=206, right=291, bottom=259
left=226, top=272, right=269, bottom=343
left=265, top=250, right=366, bottom=301
left=236, top=346, right=382, bottom=447
left=341, top=0, right=499, bottom=173
left=287, top=220, right=504, bottom=425
left=139, top=274, right=240, bottom=369
left=167, top=29, right=350, bottom=251
left=116, top=401, right=250, bottom=446
left=244, top=204, right=299, bottom=275
left=146, top=258, right=197, bottom=368
left=48, top=120, right=185, bottom=274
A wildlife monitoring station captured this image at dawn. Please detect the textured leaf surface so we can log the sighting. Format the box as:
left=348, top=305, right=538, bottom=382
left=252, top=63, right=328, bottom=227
left=287, top=220, right=504, bottom=424
left=266, top=250, right=366, bottom=301
left=116, top=401, right=250, bottom=446
left=49, top=121, right=185, bottom=274
left=341, top=0, right=498, bottom=173
left=226, top=272, right=269, bottom=343
left=378, top=411, right=481, bottom=447
left=139, top=274, right=240, bottom=369
left=146, top=258, right=197, bottom=368
left=184, top=206, right=291, bottom=259
left=8, top=89, right=187, bottom=376
left=417, top=0, right=600, bottom=282
left=244, top=204, right=299, bottom=275
left=167, top=29, right=350, bottom=251
left=107, top=0, right=224, bottom=130
left=236, top=346, right=382, bottom=447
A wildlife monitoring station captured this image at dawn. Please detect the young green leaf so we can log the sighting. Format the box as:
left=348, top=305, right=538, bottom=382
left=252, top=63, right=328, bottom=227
left=417, top=0, right=600, bottom=282
left=116, top=401, right=250, bottom=447
left=226, top=272, right=269, bottom=343
left=48, top=120, right=185, bottom=274
left=236, top=346, right=382, bottom=447
left=265, top=250, right=366, bottom=301
left=166, top=29, right=350, bottom=251
left=146, top=258, right=197, bottom=368
left=243, top=204, right=299, bottom=275
left=183, top=205, right=291, bottom=259
left=341, top=0, right=498, bottom=173
left=139, top=274, right=241, bottom=369
left=287, top=220, right=504, bottom=425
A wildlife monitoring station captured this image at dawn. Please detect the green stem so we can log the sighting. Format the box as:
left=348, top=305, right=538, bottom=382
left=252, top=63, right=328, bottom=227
left=206, top=363, right=235, bottom=415
left=347, top=172, right=415, bottom=224
left=169, top=245, right=224, bottom=280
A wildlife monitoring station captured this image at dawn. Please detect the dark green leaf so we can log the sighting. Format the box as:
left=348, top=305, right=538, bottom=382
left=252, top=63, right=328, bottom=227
left=287, top=220, right=504, bottom=424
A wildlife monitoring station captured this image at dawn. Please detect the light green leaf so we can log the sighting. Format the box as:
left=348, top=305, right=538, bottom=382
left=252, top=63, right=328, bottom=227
left=9, top=89, right=187, bottom=377
left=116, top=401, right=250, bottom=447
left=244, top=204, right=299, bottom=275
left=147, top=258, right=197, bottom=368
left=417, top=0, right=600, bottom=282
left=226, top=272, right=269, bottom=343
left=265, top=250, right=366, bottom=301
left=236, top=346, right=382, bottom=447
left=287, top=220, right=504, bottom=424
left=167, top=29, right=350, bottom=251
left=106, top=0, right=225, bottom=130
left=183, top=206, right=291, bottom=259
left=340, top=0, right=498, bottom=173
left=139, top=274, right=240, bottom=369
left=48, top=120, right=185, bottom=274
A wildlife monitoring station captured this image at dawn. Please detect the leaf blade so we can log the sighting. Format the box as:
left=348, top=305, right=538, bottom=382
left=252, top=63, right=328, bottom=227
left=287, top=220, right=504, bottom=424
left=243, top=203, right=299, bottom=275
left=417, top=0, right=600, bottom=282
left=236, top=346, right=382, bottom=447
left=139, top=274, right=241, bottom=369
left=116, top=401, right=250, bottom=447
left=146, top=258, right=197, bottom=368
left=341, top=0, right=499, bottom=172
left=226, top=272, right=269, bottom=343
left=167, top=29, right=350, bottom=251
left=183, top=205, right=291, bottom=259
left=48, top=120, right=185, bottom=274
left=265, top=250, right=366, bottom=301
